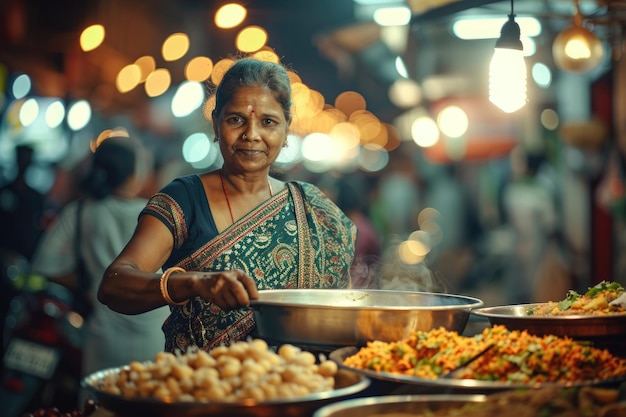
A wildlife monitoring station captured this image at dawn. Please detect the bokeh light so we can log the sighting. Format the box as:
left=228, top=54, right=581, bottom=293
left=351, top=110, right=381, bottom=144
left=388, top=78, right=422, bottom=108
left=67, top=100, right=92, bottom=131
left=334, top=91, right=366, bottom=118
left=357, top=144, right=388, bottom=172
left=116, top=64, right=141, bottom=93
left=532, top=62, right=552, bottom=89
left=540, top=108, right=559, bottom=130
left=162, top=33, right=190, bottom=62
left=397, top=240, right=426, bottom=265
left=437, top=105, right=468, bottom=138
left=145, top=68, right=171, bottom=97
left=366, top=121, right=389, bottom=148
left=252, top=48, right=280, bottom=63
left=44, top=100, right=65, bottom=129
left=301, top=132, right=333, bottom=162
left=411, top=116, right=439, bottom=147
left=275, top=134, right=303, bottom=169
left=80, top=24, right=105, bottom=52
left=11, top=74, right=31, bottom=99
left=236, top=26, right=268, bottom=53
left=134, top=56, right=156, bottom=83
left=182, top=132, right=212, bottom=163
left=185, top=56, right=213, bottom=82
left=407, top=230, right=432, bottom=256
left=172, top=81, right=204, bottom=118
left=18, top=98, right=38, bottom=127
left=418, top=208, right=443, bottom=246
left=215, top=3, right=247, bottom=29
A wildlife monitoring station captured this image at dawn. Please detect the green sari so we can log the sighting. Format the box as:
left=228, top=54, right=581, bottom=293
left=144, top=178, right=355, bottom=352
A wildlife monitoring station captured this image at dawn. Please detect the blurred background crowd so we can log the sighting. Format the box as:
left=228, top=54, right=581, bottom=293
left=1, top=119, right=623, bottom=309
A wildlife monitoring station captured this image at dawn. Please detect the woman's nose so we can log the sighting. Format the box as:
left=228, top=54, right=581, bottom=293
left=243, top=122, right=260, bottom=140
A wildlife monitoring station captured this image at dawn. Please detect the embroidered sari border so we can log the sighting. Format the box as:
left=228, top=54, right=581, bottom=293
left=289, top=183, right=314, bottom=288
left=179, top=190, right=288, bottom=271
left=144, top=192, right=188, bottom=250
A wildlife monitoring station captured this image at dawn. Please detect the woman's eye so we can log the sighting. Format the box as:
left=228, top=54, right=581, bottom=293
left=227, top=116, right=243, bottom=124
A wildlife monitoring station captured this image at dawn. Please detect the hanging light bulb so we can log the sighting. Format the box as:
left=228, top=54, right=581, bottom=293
left=552, top=1, right=603, bottom=73
left=488, top=0, right=527, bottom=113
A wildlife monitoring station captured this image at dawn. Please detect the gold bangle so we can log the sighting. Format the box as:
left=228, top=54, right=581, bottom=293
left=160, top=266, right=187, bottom=305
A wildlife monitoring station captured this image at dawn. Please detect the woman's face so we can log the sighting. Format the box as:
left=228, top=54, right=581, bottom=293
left=214, top=85, right=289, bottom=175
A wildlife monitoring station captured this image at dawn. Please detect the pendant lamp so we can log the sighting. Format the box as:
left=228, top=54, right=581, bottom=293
left=488, top=0, right=527, bottom=113
left=552, top=0, right=603, bottom=73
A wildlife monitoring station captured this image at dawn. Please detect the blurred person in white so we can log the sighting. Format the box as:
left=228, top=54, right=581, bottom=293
left=503, top=149, right=565, bottom=303
left=31, top=132, right=169, bottom=376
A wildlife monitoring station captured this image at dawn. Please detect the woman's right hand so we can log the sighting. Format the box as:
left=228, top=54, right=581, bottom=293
left=192, top=269, right=259, bottom=311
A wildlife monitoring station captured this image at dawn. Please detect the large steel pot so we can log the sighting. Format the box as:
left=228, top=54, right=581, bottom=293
left=250, top=289, right=484, bottom=351
left=313, top=394, right=487, bottom=417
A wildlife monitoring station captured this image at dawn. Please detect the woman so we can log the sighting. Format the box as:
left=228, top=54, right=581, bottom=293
left=98, top=58, right=356, bottom=352
left=31, top=134, right=169, bottom=376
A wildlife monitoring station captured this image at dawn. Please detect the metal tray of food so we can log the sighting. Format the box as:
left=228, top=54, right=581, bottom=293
left=471, top=303, right=626, bottom=356
left=82, top=367, right=370, bottom=417
left=329, top=346, right=626, bottom=393
left=250, top=289, right=483, bottom=351
left=471, top=303, right=626, bottom=336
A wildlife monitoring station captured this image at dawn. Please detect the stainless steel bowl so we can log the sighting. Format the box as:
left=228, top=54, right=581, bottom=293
left=472, top=304, right=626, bottom=357
left=82, top=367, right=370, bottom=417
left=313, top=394, right=487, bottom=417
left=250, top=289, right=484, bottom=350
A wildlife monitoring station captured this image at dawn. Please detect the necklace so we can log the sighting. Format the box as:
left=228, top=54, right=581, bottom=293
left=220, top=170, right=273, bottom=224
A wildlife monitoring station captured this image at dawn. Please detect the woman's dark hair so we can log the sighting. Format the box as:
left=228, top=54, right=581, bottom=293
left=213, top=58, right=292, bottom=123
left=80, top=136, right=138, bottom=200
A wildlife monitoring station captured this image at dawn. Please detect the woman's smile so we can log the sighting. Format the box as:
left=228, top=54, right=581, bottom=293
left=232, top=147, right=268, bottom=157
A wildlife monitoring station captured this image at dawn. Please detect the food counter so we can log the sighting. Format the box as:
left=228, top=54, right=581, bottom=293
left=27, top=284, right=626, bottom=417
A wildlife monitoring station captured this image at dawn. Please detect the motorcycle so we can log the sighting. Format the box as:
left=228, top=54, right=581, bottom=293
left=0, top=268, right=86, bottom=417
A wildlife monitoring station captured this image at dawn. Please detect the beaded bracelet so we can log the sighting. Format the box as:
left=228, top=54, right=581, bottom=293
left=160, top=266, right=188, bottom=305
